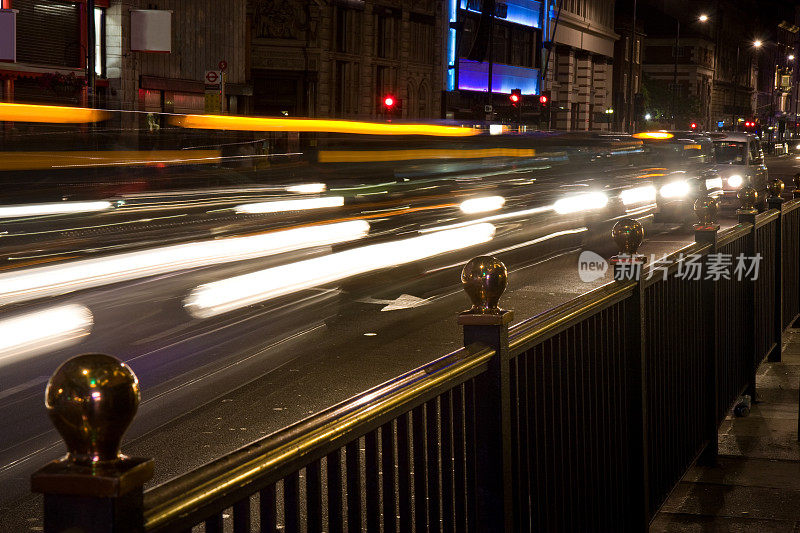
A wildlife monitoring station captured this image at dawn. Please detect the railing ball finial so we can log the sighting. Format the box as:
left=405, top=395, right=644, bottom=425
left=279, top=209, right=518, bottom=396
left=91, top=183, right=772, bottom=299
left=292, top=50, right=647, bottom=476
left=46, top=353, right=140, bottom=465
left=767, top=178, right=785, bottom=199
left=461, top=255, right=507, bottom=314
left=737, top=183, right=758, bottom=212
left=611, top=218, right=644, bottom=255
left=693, top=195, right=719, bottom=226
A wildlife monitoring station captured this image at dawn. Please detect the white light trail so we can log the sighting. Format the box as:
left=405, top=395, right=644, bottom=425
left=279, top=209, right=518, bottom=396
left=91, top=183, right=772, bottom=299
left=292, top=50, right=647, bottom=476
left=285, top=183, right=327, bottom=194
left=185, top=223, right=496, bottom=318
left=235, top=196, right=344, bottom=214
left=553, top=192, right=609, bottom=214
left=0, top=220, right=370, bottom=306
left=0, top=304, right=93, bottom=365
left=0, top=200, right=113, bottom=219
left=459, top=196, right=506, bottom=214
left=620, top=186, right=657, bottom=206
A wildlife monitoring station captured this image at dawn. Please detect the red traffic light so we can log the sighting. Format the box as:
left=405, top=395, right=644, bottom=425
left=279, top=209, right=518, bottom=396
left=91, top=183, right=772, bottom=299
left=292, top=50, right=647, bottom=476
left=383, top=96, right=395, bottom=107
left=510, top=93, right=520, bottom=103
left=539, top=94, right=549, bottom=105
left=690, top=122, right=698, bottom=130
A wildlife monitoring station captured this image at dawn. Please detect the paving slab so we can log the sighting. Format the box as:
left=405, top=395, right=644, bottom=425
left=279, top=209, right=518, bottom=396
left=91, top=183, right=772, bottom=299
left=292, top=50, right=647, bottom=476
left=654, top=329, right=800, bottom=530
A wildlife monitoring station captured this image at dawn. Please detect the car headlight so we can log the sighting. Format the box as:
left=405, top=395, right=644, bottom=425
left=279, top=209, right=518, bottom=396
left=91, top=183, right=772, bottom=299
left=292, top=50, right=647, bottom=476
left=795, top=143, right=800, bottom=150
left=727, top=174, right=743, bottom=188
left=659, top=180, right=690, bottom=199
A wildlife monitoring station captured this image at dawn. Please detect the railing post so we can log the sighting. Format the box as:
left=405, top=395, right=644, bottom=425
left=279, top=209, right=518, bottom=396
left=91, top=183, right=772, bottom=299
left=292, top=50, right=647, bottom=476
left=32, top=353, right=153, bottom=533
left=737, top=184, right=759, bottom=401
left=768, top=179, right=785, bottom=362
left=609, top=219, right=650, bottom=530
left=694, top=196, right=720, bottom=465
left=458, top=256, right=514, bottom=532
left=793, top=173, right=800, bottom=200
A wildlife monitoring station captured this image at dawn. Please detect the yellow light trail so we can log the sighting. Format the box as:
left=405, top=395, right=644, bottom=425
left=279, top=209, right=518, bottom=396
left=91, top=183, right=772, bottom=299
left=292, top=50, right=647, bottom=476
left=318, top=148, right=535, bottom=163
left=0, top=150, right=222, bottom=171
left=0, top=103, right=111, bottom=123
left=169, top=114, right=479, bottom=137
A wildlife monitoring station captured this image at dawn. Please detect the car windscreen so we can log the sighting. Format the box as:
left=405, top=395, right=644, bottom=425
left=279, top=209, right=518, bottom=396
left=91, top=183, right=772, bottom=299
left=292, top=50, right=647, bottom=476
left=714, top=141, right=746, bottom=164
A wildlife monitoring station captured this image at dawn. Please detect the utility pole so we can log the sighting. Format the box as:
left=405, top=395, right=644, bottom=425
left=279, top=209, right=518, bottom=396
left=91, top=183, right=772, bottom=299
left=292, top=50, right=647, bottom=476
left=671, top=18, right=680, bottom=129
left=86, top=0, right=96, bottom=108
left=627, top=0, right=637, bottom=132
left=486, top=0, right=495, bottom=121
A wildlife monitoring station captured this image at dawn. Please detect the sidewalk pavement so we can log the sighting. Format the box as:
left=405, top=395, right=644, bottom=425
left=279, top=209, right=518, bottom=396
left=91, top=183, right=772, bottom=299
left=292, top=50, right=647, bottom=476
left=652, top=329, right=800, bottom=532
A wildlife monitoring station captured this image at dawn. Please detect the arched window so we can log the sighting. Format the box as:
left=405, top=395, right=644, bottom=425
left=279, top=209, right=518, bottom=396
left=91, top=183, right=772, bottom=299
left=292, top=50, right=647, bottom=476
left=407, top=80, right=417, bottom=119
left=418, top=81, right=429, bottom=119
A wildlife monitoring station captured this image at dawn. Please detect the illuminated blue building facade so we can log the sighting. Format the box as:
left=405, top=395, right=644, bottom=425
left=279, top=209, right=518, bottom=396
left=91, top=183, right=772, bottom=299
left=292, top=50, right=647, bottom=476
left=444, top=0, right=618, bottom=130
left=446, top=0, right=546, bottom=96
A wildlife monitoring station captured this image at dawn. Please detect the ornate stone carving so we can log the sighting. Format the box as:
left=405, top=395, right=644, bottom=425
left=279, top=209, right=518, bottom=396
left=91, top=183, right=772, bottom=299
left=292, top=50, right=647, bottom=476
left=253, top=0, right=306, bottom=40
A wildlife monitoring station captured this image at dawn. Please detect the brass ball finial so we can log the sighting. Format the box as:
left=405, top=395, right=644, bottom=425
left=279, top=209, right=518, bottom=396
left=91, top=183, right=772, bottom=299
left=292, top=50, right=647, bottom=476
left=768, top=178, right=785, bottom=198
left=611, top=218, right=644, bottom=255
left=461, top=255, right=507, bottom=314
left=45, top=354, right=140, bottom=465
left=694, top=196, right=719, bottom=225
left=737, top=184, right=758, bottom=211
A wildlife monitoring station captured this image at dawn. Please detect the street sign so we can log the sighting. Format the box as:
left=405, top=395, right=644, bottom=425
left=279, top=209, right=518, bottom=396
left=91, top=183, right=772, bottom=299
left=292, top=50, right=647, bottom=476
left=204, top=70, right=223, bottom=113
left=717, top=121, right=724, bottom=128
left=484, top=104, right=493, bottom=113
left=218, top=60, right=228, bottom=72
left=205, top=70, right=221, bottom=88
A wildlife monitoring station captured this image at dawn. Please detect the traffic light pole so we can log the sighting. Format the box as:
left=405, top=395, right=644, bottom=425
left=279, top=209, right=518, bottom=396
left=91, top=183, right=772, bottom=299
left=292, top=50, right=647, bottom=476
left=671, top=18, right=680, bottom=130
left=486, top=1, right=495, bottom=120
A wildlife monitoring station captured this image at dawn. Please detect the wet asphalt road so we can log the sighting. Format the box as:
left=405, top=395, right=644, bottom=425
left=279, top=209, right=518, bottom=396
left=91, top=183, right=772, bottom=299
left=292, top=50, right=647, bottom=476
left=0, top=214, right=738, bottom=531
left=0, top=154, right=796, bottom=531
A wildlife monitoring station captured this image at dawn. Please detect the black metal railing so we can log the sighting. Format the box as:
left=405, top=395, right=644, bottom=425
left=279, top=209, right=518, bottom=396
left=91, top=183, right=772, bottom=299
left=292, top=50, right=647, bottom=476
left=30, top=181, right=800, bottom=532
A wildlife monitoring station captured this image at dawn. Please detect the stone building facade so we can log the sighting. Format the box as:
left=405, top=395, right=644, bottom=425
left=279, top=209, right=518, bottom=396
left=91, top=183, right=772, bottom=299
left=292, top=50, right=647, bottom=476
left=0, top=0, right=249, bottom=115
left=541, top=0, right=617, bottom=131
left=248, top=0, right=444, bottom=120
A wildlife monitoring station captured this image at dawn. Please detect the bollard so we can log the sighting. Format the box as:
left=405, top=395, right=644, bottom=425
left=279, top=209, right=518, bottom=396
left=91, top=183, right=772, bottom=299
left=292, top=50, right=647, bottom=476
left=610, top=218, right=646, bottom=281
left=458, top=256, right=513, bottom=532
left=694, top=195, right=720, bottom=245
left=768, top=178, right=785, bottom=210
left=31, top=354, right=152, bottom=533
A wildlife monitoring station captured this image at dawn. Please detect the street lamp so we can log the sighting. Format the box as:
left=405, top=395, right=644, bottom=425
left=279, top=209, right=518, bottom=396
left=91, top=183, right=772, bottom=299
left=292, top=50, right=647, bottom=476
left=732, top=40, right=763, bottom=128
left=671, top=14, right=711, bottom=129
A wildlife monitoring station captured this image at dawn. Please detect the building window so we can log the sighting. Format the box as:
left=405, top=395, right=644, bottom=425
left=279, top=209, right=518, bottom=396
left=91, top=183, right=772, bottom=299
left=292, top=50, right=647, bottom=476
left=624, top=36, right=630, bottom=61
left=376, top=12, right=398, bottom=59
left=335, top=60, right=360, bottom=116
left=634, top=39, right=640, bottom=64
left=335, top=6, right=361, bottom=54
left=410, top=15, right=434, bottom=64
left=623, top=73, right=628, bottom=101
left=15, top=0, right=81, bottom=68
left=510, top=26, right=533, bottom=67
